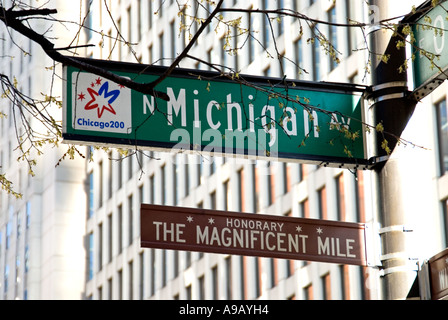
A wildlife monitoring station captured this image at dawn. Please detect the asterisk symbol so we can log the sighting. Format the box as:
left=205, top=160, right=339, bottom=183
left=208, top=218, right=215, bottom=224
left=316, top=227, right=323, bottom=234
left=77, top=92, right=86, bottom=101
left=296, top=225, right=302, bottom=232
left=187, top=216, right=193, bottom=223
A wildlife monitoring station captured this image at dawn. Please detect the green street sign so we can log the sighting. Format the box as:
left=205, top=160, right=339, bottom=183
left=63, top=58, right=369, bottom=168
left=412, top=0, right=448, bottom=99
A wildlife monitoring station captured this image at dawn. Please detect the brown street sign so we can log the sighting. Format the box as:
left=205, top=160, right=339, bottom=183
left=141, top=204, right=368, bottom=266
left=428, top=248, right=448, bottom=300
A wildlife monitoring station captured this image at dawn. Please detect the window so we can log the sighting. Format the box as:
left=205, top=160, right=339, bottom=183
left=248, top=13, right=255, bottom=63
left=117, top=155, right=123, bottom=189
left=149, top=175, right=155, bottom=204
left=174, top=250, right=179, bottom=278
left=128, top=195, right=133, bottom=245
left=26, top=201, right=31, bottom=228
left=85, top=1, right=93, bottom=40
left=88, top=233, right=94, bottom=280
left=128, top=154, right=133, bottom=180
left=285, top=163, right=292, bottom=193
left=328, top=6, right=338, bottom=71
left=4, top=264, right=9, bottom=294
left=240, top=257, right=247, bottom=299
left=175, top=159, right=182, bottom=204
left=137, top=1, right=142, bottom=42
left=442, top=199, right=448, bottom=248
left=128, top=260, right=133, bottom=300
left=210, top=191, right=217, bottom=210
left=212, top=265, right=218, bottom=299
left=276, top=0, right=284, bottom=36
left=269, top=258, right=278, bottom=288
left=185, top=284, right=192, bottom=299
left=269, top=165, right=275, bottom=205
left=436, top=99, right=448, bottom=174
left=148, top=0, right=153, bottom=28
left=339, top=265, right=349, bottom=299
left=108, top=213, right=113, bottom=262
left=355, top=170, right=365, bottom=223
left=303, top=283, right=313, bottom=300
left=170, top=21, right=177, bottom=59
left=300, top=198, right=310, bottom=219
left=139, top=252, right=144, bottom=300
left=117, top=18, right=122, bottom=60
left=127, top=6, right=132, bottom=55
left=150, top=249, right=156, bottom=296
left=108, top=157, right=113, bottom=199
left=98, top=223, right=103, bottom=270
left=321, top=273, right=331, bottom=300
left=162, top=250, right=167, bottom=287
left=312, top=26, right=321, bottom=81
left=238, top=168, right=244, bottom=211
left=262, top=0, right=271, bottom=50
left=225, top=256, right=232, bottom=299
left=335, top=174, right=345, bottom=221
left=118, top=269, right=123, bottom=300
left=198, top=275, right=205, bottom=300
left=346, top=0, right=357, bottom=55
left=159, top=32, right=164, bottom=66
left=118, top=205, right=123, bottom=253
left=108, top=277, right=113, bottom=300
left=89, top=172, right=94, bottom=217
left=318, top=187, right=327, bottom=220
left=24, top=245, right=29, bottom=273
left=161, top=165, right=166, bottom=204
left=254, top=258, right=262, bottom=297
left=99, top=161, right=103, bottom=207
left=6, top=221, right=11, bottom=249
left=223, top=180, right=230, bottom=211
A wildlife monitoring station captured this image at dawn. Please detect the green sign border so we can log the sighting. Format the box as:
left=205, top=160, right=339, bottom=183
left=411, top=0, right=448, bottom=99
left=63, top=58, right=370, bottom=169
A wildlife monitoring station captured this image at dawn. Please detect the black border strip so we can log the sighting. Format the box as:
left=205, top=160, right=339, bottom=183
left=66, top=56, right=368, bottom=95
left=63, top=133, right=372, bottom=169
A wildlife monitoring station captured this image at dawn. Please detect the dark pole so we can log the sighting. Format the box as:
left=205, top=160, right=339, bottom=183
left=368, top=0, right=418, bottom=299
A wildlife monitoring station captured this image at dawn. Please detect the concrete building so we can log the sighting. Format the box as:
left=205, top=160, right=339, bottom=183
left=0, top=0, right=88, bottom=299
left=1, top=0, right=447, bottom=300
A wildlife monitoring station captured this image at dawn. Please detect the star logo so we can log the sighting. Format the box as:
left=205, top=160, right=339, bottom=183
left=316, top=227, right=323, bottom=234
left=84, top=80, right=120, bottom=118
left=72, top=71, right=132, bottom=134
left=187, top=216, right=194, bottom=223
left=296, top=225, right=302, bottom=232
left=208, top=218, right=215, bottom=225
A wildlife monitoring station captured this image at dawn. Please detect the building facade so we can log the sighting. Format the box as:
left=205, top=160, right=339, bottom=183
left=0, top=0, right=88, bottom=299
left=81, top=0, right=419, bottom=300
left=1, top=0, right=447, bottom=300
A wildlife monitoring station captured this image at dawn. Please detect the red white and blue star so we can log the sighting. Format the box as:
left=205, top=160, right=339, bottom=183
left=77, top=77, right=121, bottom=118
